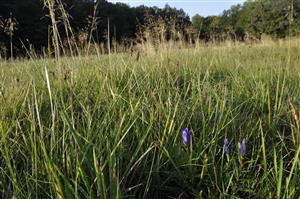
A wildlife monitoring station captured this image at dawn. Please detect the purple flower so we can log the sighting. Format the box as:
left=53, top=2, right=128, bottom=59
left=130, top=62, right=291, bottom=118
left=239, top=139, right=247, bottom=156
left=181, top=128, right=191, bottom=146
left=223, top=138, right=231, bottom=154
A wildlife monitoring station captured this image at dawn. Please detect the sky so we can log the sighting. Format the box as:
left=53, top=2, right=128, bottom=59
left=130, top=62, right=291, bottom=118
left=107, top=0, right=246, bottom=17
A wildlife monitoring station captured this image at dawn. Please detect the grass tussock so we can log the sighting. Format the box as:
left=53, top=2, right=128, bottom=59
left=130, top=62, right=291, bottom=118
left=0, top=40, right=300, bottom=198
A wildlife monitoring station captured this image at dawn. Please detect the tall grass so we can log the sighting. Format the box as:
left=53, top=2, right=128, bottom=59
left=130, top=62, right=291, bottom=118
left=0, top=40, right=300, bottom=198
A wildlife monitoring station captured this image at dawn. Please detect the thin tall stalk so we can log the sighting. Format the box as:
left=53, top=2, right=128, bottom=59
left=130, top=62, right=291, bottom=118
left=86, top=2, right=100, bottom=56
left=107, top=17, right=111, bottom=66
left=44, top=0, right=60, bottom=61
left=4, top=12, right=18, bottom=59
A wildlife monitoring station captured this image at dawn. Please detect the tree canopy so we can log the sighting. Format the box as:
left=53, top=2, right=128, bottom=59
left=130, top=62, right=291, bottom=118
left=192, top=0, right=300, bottom=41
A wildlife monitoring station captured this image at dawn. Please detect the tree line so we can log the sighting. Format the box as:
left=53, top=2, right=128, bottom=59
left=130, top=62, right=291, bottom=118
left=192, top=0, right=300, bottom=41
left=0, top=0, right=190, bottom=57
left=0, top=0, right=299, bottom=57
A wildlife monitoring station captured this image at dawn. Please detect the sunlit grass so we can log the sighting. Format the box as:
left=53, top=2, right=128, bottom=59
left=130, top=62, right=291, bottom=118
left=0, top=42, right=300, bottom=198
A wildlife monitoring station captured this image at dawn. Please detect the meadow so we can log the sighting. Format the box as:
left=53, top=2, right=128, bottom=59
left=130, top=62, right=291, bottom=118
left=0, top=41, right=300, bottom=198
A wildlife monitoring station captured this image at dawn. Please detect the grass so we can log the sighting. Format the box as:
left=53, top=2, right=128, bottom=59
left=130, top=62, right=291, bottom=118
left=0, top=42, right=300, bottom=198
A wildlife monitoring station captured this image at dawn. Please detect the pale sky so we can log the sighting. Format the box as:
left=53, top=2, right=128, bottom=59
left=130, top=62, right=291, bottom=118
left=107, top=0, right=246, bottom=17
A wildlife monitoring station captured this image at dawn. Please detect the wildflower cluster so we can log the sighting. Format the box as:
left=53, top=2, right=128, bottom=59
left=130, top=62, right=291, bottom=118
left=180, top=128, right=247, bottom=156
left=223, top=137, right=247, bottom=156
